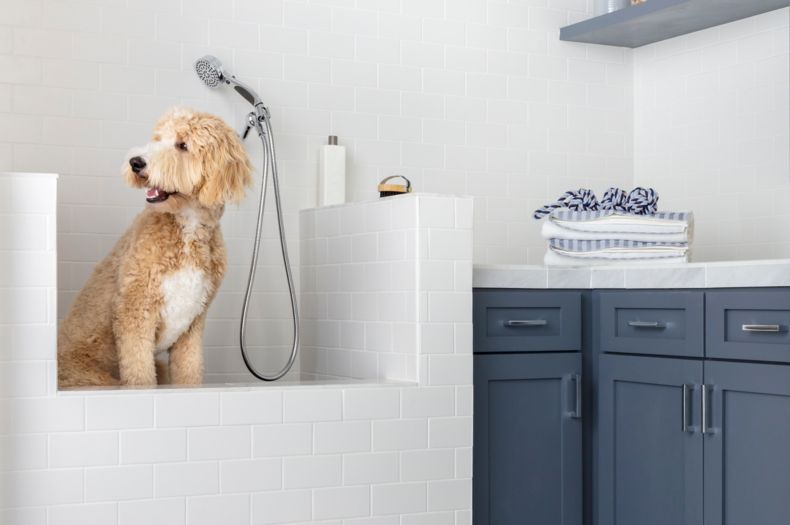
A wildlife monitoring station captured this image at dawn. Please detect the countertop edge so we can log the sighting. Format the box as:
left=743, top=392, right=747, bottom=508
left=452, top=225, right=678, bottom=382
left=473, top=260, right=790, bottom=289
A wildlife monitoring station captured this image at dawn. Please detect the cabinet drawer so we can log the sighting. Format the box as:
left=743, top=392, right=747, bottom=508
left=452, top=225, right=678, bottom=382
left=598, top=291, right=703, bottom=357
left=473, top=290, right=581, bottom=353
left=706, top=289, right=790, bottom=363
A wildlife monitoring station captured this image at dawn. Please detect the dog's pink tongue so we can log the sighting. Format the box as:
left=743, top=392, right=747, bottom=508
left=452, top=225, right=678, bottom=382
left=146, top=188, right=160, bottom=199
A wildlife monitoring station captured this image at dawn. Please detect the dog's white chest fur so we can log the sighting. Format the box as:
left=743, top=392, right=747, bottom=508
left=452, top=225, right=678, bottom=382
left=156, top=267, right=211, bottom=352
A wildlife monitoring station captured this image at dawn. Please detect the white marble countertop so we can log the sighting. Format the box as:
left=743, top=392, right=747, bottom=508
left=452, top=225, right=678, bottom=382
left=474, top=259, right=790, bottom=289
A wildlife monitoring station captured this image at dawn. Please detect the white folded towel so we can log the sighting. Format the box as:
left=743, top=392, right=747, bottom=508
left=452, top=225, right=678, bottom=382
left=544, top=250, right=689, bottom=267
left=548, top=210, right=693, bottom=234
left=551, top=245, right=689, bottom=259
left=542, top=220, right=690, bottom=244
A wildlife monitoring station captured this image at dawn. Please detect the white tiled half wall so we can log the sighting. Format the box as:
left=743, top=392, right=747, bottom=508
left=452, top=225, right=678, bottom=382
left=1, top=181, right=473, bottom=524
left=300, top=194, right=473, bottom=382
left=634, top=8, right=790, bottom=261
left=0, top=173, right=58, bottom=401
left=0, top=0, right=634, bottom=379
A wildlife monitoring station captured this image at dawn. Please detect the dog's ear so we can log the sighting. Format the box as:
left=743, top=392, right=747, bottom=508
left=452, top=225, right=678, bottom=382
left=198, top=127, right=253, bottom=207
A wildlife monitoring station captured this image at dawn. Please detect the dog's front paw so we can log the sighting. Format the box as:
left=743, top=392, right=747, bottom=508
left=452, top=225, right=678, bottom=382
left=119, top=367, right=157, bottom=387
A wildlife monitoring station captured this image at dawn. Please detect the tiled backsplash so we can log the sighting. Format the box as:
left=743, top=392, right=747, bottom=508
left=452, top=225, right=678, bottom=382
left=634, top=8, right=790, bottom=261
left=300, top=193, right=473, bottom=382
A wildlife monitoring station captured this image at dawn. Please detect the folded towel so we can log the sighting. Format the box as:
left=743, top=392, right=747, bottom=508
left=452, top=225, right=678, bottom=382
left=542, top=220, right=690, bottom=244
left=549, top=209, right=693, bottom=235
left=549, top=239, right=689, bottom=259
left=544, top=249, right=689, bottom=267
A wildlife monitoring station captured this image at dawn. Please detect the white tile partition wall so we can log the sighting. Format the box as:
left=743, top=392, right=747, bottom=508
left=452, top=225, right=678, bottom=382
left=0, top=0, right=633, bottom=379
left=634, top=8, right=790, bottom=261
left=300, top=193, right=473, bottom=382
left=0, top=173, right=58, bottom=401
left=1, top=181, right=473, bottom=525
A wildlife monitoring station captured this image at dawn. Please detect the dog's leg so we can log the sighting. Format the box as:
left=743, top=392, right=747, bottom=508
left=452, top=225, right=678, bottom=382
left=113, top=290, right=159, bottom=386
left=169, top=314, right=206, bottom=385
left=115, top=327, right=157, bottom=386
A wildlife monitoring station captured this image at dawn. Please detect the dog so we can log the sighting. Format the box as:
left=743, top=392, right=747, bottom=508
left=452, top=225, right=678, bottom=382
left=58, top=107, right=252, bottom=388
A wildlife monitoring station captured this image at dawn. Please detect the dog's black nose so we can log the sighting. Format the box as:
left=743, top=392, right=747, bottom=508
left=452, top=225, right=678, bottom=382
left=129, top=156, right=146, bottom=174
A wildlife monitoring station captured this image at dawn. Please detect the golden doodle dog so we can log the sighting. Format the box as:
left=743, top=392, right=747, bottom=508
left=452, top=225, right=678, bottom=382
left=58, top=107, right=252, bottom=388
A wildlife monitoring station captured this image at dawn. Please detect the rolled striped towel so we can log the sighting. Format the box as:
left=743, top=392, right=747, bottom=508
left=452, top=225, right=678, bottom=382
left=533, top=187, right=659, bottom=219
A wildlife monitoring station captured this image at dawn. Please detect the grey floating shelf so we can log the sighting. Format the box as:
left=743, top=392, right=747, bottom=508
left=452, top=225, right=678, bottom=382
left=560, top=0, right=790, bottom=48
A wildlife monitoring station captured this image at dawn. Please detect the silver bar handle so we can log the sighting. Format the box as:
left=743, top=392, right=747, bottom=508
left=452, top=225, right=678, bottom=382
left=506, top=319, right=548, bottom=327
left=682, top=384, right=692, bottom=433
left=701, top=384, right=709, bottom=435
left=572, top=374, right=582, bottom=419
left=627, top=321, right=666, bottom=329
left=742, top=324, right=782, bottom=333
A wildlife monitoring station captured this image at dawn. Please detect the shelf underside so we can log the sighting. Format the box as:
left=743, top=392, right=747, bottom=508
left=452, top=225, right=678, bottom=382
left=560, top=0, right=789, bottom=48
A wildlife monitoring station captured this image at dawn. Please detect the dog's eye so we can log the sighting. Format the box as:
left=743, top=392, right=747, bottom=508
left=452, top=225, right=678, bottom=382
left=176, top=142, right=188, bottom=151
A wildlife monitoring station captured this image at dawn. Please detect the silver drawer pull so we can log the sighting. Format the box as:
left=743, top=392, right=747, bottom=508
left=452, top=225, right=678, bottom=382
left=742, top=324, right=782, bottom=333
left=506, top=319, right=548, bottom=327
left=627, top=321, right=666, bottom=329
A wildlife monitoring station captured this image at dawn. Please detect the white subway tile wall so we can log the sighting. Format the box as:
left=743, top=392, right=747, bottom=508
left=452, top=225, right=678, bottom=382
left=300, top=194, right=473, bottom=381
left=0, top=174, right=58, bottom=407
left=1, top=179, right=472, bottom=524
left=634, top=8, right=790, bottom=261
left=0, top=0, right=632, bottom=379
left=2, top=387, right=473, bottom=523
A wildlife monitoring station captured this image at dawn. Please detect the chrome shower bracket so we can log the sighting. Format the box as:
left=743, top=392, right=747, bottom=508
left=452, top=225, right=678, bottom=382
left=241, top=108, right=269, bottom=141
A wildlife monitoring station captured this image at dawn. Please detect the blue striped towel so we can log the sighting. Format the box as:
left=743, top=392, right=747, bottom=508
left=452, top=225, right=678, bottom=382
left=551, top=210, right=690, bottom=222
left=549, top=239, right=687, bottom=252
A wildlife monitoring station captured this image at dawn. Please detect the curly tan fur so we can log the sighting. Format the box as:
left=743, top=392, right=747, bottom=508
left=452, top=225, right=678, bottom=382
left=58, top=108, right=252, bottom=388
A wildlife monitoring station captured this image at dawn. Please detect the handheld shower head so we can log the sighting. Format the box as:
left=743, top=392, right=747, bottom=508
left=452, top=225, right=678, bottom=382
left=194, top=55, right=225, bottom=88
left=194, top=55, right=265, bottom=111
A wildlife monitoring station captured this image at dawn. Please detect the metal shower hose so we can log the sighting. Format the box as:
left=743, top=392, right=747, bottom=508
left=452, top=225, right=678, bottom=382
left=239, top=111, right=299, bottom=381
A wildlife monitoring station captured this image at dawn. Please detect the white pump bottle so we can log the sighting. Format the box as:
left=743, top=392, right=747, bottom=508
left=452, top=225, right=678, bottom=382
left=317, top=135, right=346, bottom=206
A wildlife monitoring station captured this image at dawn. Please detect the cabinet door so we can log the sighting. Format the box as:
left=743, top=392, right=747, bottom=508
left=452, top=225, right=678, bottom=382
left=703, top=361, right=790, bottom=525
left=598, top=354, right=703, bottom=525
left=474, top=353, right=582, bottom=525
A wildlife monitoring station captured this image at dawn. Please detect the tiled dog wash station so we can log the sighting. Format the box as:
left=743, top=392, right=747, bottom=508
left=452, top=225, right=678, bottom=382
left=1, top=1, right=789, bottom=525
left=2, top=177, right=474, bottom=524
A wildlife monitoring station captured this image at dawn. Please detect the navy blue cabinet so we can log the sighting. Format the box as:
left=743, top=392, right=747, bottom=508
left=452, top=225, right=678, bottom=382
left=475, top=288, right=790, bottom=525
left=597, top=354, right=703, bottom=525
left=474, top=352, right=582, bottom=525
left=703, top=361, right=790, bottom=525
left=596, top=289, right=790, bottom=525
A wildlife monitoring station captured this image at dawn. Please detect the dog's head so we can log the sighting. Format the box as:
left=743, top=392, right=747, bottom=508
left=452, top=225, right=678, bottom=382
left=123, top=107, right=252, bottom=211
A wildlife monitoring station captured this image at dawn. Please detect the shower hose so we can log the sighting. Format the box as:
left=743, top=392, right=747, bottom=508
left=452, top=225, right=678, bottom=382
left=239, top=110, right=299, bottom=381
